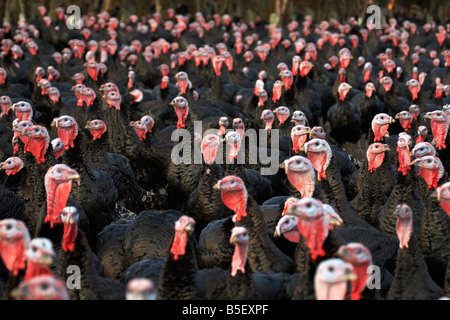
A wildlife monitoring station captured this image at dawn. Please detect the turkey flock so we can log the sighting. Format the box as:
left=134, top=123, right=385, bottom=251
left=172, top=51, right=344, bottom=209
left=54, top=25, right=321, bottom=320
left=0, top=4, right=449, bottom=301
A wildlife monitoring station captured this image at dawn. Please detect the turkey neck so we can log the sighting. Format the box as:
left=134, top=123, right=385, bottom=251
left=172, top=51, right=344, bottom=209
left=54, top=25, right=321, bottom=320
left=419, top=177, right=450, bottom=270
left=378, top=166, right=423, bottom=237
left=87, top=131, right=109, bottom=164
left=350, top=160, right=388, bottom=225
left=63, top=131, right=95, bottom=179
left=314, top=156, right=373, bottom=229
left=158, top=237, right=198, bottom=300
left=235, top=196, right=293, bottom=274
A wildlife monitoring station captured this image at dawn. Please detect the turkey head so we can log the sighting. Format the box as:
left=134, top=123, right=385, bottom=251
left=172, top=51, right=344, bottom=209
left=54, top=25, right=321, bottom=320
left=85, top=119, right=106, bottom=140
left=436, top=182, right=450, bottom=218
left=410, top=155, right=444, bottom=189
left=366, top=142, right=390, bottom=172
left=395, top=111, right=413, bottom=131
left=0, top=218, right=30, bottom=276
left=24, top=238, right=55, bottom=281
left=230, top=226, right=249, bottom=277
left=170, top=96, right=189, bottom=129
left=214, top=175, right=248, bottom=222
left=201, top=134, right=220, bottom=164
left=396, top=132, right=412, bottom=175
left=285, top=197, right=329, bottom=260
left=261, top=109, right=274, bottom=131
left=170, top=215, right=195, bottom=261
left=60, top=206, right=79, bottom=252
left=290, top=125, right=310, bottom=154
left=411, top=142, right=436, bottom=159
left=12, top=101, right=33, bottom=121
left=141, top=115, right=155, bottom=133
left=0, top=95, right=12, bottom=118
left=20, top=125, right=50, bottom=164
left=394, top=204, right=413, bottom=249
left=10, top=275, right=69, bottom=300
left=217, top=116, right=229, bottom=136
left=52, top=115, right=78, bottom=150
left=274, top=106, right=290, bottom=125
left=337, top=243, right=372, bottom=300
left=224, top=131, right=242, bottom=162
left=129, top=120, right=147, bottom=141
left=303, top=138, right=332, bottom=181
left=44, top=164, right=80, bottom=228
left=0, top=156, right=24, bottom=176
left=424, top=110, right=449, bottom=150
left=291, top=110, right=308, bottom=126
left=51, top=138, right=65, bottom=159
left=274, top=214, right=300, bottom=243
left=371, top=113, right=395, bottom=142
left=314, top=258, right=356, bottom=300
left=282, top=155, right=315, bottom=198
left=102, top=90, right=122, bottom=110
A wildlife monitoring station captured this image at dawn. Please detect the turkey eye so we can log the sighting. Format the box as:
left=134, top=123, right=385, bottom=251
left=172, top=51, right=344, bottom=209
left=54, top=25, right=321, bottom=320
left=40, top=283, right=49, bottom=291
left=328, top=266, right=334, bottom=272
left=31, top=246, right=37, bottom=252
left=6, top=224, right=12, bottom=230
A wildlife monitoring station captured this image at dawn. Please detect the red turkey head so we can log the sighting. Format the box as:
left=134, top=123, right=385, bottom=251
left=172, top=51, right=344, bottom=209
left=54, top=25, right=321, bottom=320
left=201, top=134, right=220, bottom=164
left=0, top=68, right=6, bottom=85
left=60, top=206, right=79, bottom=252
left=272, top=80, right=284, bottom=103
left=232, top=118, right=245, bottom=139
left=85, top=119, right=106, bottom=140
left=337, top=82, right=352, bottom=101
left=12, top=101, right=33, bottom=121
left=365, top=82, right=376, bottom=98
left=85, top=60, right=98, bottom=81
left=337, top=243, right=372, bottom=300
left=0, top=156, right=24, bottom=176
left=224, top=131, right=242, bottom=162
left=51, top=138, right=65, bottom=159
left=34, top=67, right=45, bottom=83
left=409, top=104, right=420, bottom=120
left=170, top=96, right=189, bottom=129
left=410, top=156, right=444, bottom=189
left=24, top=238, right=55, bottom=281
left=339, top=51, right=353, bottom=69
left=80, top=87, right=96, bottom=106
left=140, top=115, right=155, bottom=133
left=46, top=87, right=59, bottom=104
left=366, top=143, right=390, bottom=172
left=261, top=109, right=274, bottom=131
left=282, top=155, right=315, bottom=198
left=174, top=71, right=189, bottom=94
left=291, top=55, right=302, bottom=76
left=435, top=83, right=446, bottom=99
left=0, top=218, right=30, bottom=276
left=380, top=76, right=393, bottom=92
left=309, top=126, right=326, bottom=140
left=71, top=83, right=86, bottom=106
left=170, top=215, right=195, bottom=261
left=52, top=115, right=78, bottom=150
left=126, top=278, right=157, bottom=301
left=396, top=133, right=412, bottom=175
left=291, top=110, right=307, bottom=126
left=372, top=113, right=394, bottom=142
left=424, top=110, right=449, bottom=150
left=299, top=60, right=313, bottom=77
left=274, top=214, right=300, bottom=243
left=281, top=197, right=301, bottom=217
left=11, top=275, right=70, bottom=300
left=394, top=204, right=413, bottom=249
left=395, top=110, right=413, bottom=131
left=214, top=175, right=248, bottom=222
left=217, top=117, right=229, bottom=136
left=291, top=125, right=311, bottom=154
left=12, top=119, right=33, bottom=154
left=406, top=78, right=421, bottom=100
left=303, top=138, right=332, bottom=181
left=279, top=70, right=293, bottom=91
left=230, top=226, right=249, bottom=277
left=129, top=120, right=147, bottom=141
left=411, top=141, right=435, bottom=159
left=286, top=197, right=329, bottom=260
left=44, top=165, right=80, bottom=228
left=21, top=125, right=50, bottom=164
left=98, top=82, right=119, bottom=93
left=314, top=258, right=356, bottom=300
left=383, top=59, right=396, bottom=74
left=212, top=54, right=225, bottom=76
left=436, top=182, right=450, bottom=218
left=102, top=90, right=121, bottom=110
left=0, top=95, right=12, bottom=118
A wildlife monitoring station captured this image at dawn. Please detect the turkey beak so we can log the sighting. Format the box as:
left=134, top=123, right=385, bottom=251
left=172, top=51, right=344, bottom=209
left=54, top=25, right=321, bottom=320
left=432, top=189, right=439, bottom=201
left=344, top=267, right=358, bottom=281
left=279, top=162, right=285, bottom=169
left=68, top=171, right=81, bottom=185
left=0, top=162, right=4, bottom=170
left=85, top=122, right=93, bottom=129
left=423, top=112, right=432, bottom=120
left=410, top=159, right=421, bottom=167
left=213, top=181, right=221, bottom=190
left=382, top=144, right=391, bottom=152
left=185, top=223, right=194, bottom=233
left=390, top=117, right=396, bottom=123
left=395, top=113, right=400, bottom=119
